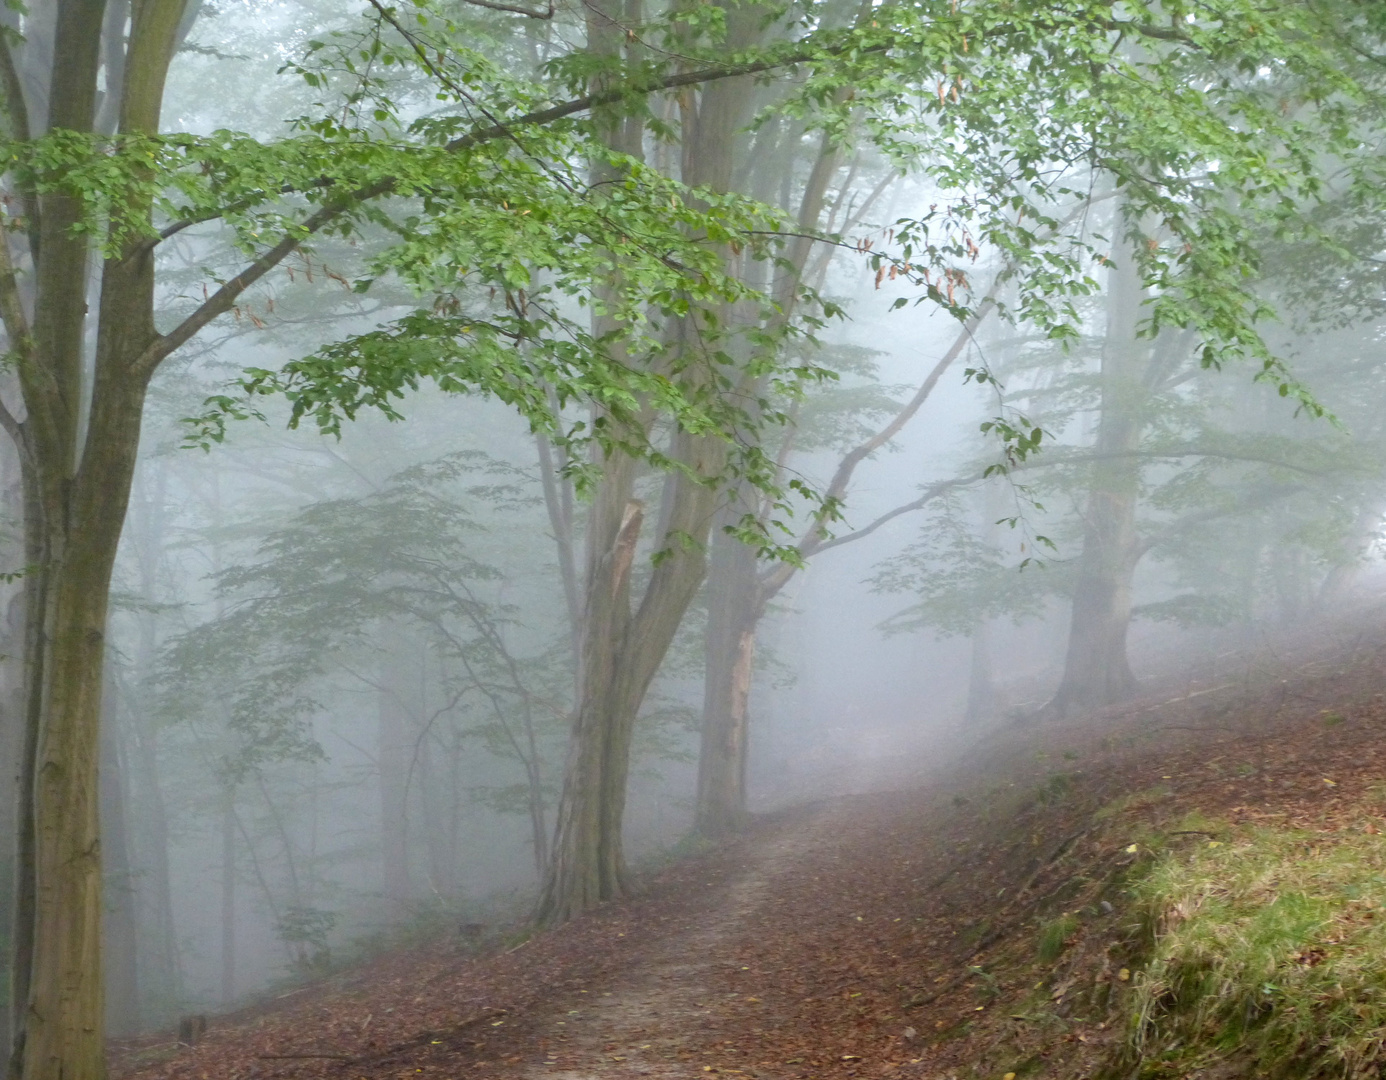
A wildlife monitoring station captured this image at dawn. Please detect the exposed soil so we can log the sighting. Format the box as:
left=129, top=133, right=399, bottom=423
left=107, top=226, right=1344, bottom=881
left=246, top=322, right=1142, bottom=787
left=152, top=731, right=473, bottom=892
left=116, top=603, right=1386, bottom=1080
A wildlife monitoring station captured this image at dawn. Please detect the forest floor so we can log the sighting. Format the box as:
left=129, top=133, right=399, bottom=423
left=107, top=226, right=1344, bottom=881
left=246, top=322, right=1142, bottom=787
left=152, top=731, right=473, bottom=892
left=117, top=599, right=1386, bottom=1080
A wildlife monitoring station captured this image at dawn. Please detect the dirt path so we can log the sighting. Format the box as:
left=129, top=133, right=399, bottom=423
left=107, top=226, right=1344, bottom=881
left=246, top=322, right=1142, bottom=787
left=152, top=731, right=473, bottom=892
left=531, top=809, right=835, bottom=1079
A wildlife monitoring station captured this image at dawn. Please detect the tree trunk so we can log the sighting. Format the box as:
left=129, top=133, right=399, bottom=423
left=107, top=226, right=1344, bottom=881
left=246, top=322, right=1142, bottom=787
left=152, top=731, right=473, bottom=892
left=537, top=0, right=750, bottom=924
left=695, top=524, right=760, bottom=836
left=540, top=429, right=725, bottom=922
left=98, top=692, right=139, bottom=1038
left=219, top=793, right=236, bottom=1005
left=963, top=620, right=995, bottom=726
left=4, top=4, right=189, bottom=1075
left=1317, top=500, right=1385, bottom=607
left=378, top=648, right=413, bottom=922
left=0, top=397, right=25, bottom=1064
left=1048, top=226, right=1147, bottom=718
left=128, top=698, right=179, bottom=1019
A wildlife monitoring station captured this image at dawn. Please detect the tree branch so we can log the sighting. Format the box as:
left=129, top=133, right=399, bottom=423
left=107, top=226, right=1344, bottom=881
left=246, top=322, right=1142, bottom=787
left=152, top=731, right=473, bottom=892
left=135, top=196, right=376, bottom=378
left=807, top=475, right=978, bottom=557
left=455, top=0, right=553, bottom=18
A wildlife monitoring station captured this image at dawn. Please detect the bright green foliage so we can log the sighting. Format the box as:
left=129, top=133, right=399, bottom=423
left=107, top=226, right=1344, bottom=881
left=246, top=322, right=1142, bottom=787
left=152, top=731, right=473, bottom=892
left=0, top=0, right=1360, bottom=542
left=1124, top=822, right=1386, bottom=1079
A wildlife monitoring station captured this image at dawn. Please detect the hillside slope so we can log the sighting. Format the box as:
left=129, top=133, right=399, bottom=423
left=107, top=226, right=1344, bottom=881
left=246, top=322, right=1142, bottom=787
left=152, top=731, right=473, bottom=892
left=118, top=608, right=1386, bottom=1080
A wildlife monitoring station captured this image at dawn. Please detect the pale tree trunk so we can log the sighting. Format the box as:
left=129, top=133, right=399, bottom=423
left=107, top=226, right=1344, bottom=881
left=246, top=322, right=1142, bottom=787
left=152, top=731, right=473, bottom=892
left=692, top=105, right=968, bottom=833
left=696, top=520, right=759, bottom=837
left=688, top=90, right=837, bottom=841
left=121, top=457, right=181, bottom=1022
left=540, top=427, right=727, bottom=923
left=126, top=660, right=179, bottom=1021
left=963, top=483, right=1004, bottom=726
left=1048, top=227, right=1148, bottom=717
left=0, top=398, right=24, bottom=1061
left=963, top=620, right=995, bottom=726
left=219, top=794, right=236, bottom=1005
left=378, top=645, right=414, bottom=922
left=97, top=690, right=138, bottom=1038
left=1317, top=500, right=1385, bottom=607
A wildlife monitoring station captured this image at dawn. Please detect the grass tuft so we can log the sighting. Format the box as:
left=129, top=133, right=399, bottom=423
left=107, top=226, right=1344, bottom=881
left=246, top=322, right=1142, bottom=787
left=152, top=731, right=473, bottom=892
left=1119, top=823, right=1386, bottom=1079
left=1036, top=912, right=1080, bottom=963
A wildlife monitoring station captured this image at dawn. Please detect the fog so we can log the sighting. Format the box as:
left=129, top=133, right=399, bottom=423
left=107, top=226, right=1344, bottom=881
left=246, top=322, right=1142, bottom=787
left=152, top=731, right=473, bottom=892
left=0, top=0, right=1382, bottom=1055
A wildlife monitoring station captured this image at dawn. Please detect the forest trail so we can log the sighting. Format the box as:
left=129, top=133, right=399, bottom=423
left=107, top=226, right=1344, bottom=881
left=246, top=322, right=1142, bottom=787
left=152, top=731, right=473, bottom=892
left=523, top=812, right=837, bottom=1080
left=118, top=601, right=1386, bottom=1080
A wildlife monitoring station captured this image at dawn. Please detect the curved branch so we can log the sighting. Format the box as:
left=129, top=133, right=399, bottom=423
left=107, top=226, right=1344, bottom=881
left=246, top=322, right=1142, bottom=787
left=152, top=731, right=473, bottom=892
left=455, top=0, right=554, bottom=18
left=808, top=475, right=979, bottom=556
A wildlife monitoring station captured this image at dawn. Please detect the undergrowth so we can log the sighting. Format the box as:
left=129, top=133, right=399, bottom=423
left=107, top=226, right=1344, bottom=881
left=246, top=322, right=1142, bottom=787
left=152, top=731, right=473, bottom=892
left=1117, top=821, right=1386, bottom=1079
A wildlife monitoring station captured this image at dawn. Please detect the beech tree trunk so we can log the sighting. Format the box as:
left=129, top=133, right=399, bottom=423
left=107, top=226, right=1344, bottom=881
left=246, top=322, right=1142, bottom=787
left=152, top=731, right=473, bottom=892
left=0, top=3, right=190, bottom=1076
left=540, top=426, right=726, bottom=921
left=1317, top=500, right=1385, bottom=607
left=696, top=522, right=760, bottom=837
left=98, top=701, right=138, bottom=1038
left=219, top=794, right=236, bottom=1005
left=377, top=648, right=414, bottom=921
left=0, top=405, right=24, bottom=1063
left=963, top=620, right=995, bottom=726
left=1048, top=226, right=1147, bottom=718
left=537, top=0, right=749, bottom=923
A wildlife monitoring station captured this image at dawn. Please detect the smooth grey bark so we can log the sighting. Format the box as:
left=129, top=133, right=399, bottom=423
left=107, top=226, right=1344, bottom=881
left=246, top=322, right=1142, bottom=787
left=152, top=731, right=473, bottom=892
left=98, top=684, right=138, bottom=1037
left=963, top=620, right=995, bottom=726
left=378, top=647, right=414, bottom=921
left=1046, top=215, right=1200, bottom=718
left=0, top=401, right=23, bottom=1062
left=696, top=515, right=758, bottom=837
left=122, top=458, right=181, bottom=1023
left=1317, top=500, right=1386, bottom=607
left=695, top=286, right=996, bottom=833
left=219, top=794, right=235, bottom=1005
left=1048, top=235, right=1146, bottom=717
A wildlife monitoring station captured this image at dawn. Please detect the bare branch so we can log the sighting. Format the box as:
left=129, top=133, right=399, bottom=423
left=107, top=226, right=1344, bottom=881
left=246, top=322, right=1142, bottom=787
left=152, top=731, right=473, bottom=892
left=456, top=0, right=553, bottom=18
left=808, top=475, right=978, bottom=557
left=136, top=195, right=378, bottom=377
